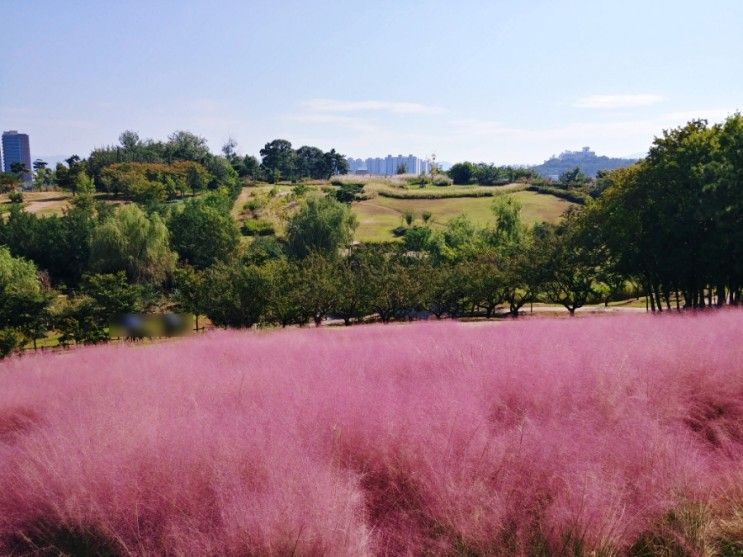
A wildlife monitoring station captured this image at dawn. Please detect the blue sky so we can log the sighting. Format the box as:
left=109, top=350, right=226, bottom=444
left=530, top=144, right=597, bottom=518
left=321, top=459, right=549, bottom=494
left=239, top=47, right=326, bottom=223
left=2, top=0, right=742, bottom=164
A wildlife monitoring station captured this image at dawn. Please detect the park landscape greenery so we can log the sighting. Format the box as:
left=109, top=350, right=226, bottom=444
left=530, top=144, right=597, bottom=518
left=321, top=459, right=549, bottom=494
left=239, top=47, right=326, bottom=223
left=0, top=116, right=741, bottom=356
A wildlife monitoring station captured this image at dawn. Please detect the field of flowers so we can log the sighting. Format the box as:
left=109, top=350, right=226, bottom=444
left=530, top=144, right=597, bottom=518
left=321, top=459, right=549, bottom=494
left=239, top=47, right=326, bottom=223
left=0, top=311, right=742, bottom=555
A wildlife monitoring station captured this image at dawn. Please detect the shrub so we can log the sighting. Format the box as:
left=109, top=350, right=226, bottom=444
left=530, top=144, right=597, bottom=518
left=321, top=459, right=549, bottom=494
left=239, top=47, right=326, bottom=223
left=241, top=218, right=275, bottom=236
left=526, top=184, right=590, bottom=204
left=432, top=174, right=453, bottom=187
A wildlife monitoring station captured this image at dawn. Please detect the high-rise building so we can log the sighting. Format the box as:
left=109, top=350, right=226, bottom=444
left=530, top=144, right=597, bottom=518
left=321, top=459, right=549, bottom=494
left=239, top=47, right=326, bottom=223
left=345, top=153, right=431, bottom=176
left=2, top=130, right=32, bottom=183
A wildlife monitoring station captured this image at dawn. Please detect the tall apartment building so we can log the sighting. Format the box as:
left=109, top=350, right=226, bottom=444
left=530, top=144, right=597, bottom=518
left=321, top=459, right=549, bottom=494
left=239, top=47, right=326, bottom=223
left=2, top=130, right=32, bottom=183
left=346, top=154, right=430, bottom=176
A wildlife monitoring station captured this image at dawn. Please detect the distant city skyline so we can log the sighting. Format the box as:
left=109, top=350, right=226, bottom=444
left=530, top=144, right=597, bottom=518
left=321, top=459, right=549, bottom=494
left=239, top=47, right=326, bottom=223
left=2, top=1, right=741, bottom=165
left=346, top=154, right=432, bottom=176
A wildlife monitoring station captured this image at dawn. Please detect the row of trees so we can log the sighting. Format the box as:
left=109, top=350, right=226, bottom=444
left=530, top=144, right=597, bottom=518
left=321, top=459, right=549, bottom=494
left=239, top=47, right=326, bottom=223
left=255, top=139, right=348, bottom=182
left=447, top=162, right=538, bottom=185
left=582, top=116, right=742, bottom=308
left=0, top=185, right=613, bottom=356
left=10, top=131, right=349, bottom=197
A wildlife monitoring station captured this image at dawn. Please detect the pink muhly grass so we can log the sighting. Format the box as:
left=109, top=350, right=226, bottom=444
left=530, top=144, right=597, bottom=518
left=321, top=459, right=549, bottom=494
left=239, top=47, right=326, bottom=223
left=0, top=310, right=742, bottom=555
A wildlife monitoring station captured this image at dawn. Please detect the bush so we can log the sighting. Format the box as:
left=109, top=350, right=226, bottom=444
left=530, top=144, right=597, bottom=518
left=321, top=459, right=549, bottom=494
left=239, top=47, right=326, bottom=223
left=7, top=191, right=23, bottom=204
left=335, top=183, right=364, bottom=203
left=241, top=219, right=275, bottom=236
left=432, top=174, right=453, bottom=187
left=526, top=184, right=590, bottom=204
left=244, top=197, right=266, bottom=213
left=0, top=328, right=21, bottom=358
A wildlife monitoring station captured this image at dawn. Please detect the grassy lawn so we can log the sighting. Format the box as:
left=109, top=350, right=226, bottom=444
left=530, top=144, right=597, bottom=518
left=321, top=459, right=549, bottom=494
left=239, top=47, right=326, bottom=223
left=353, top=190, right=575, bottom=242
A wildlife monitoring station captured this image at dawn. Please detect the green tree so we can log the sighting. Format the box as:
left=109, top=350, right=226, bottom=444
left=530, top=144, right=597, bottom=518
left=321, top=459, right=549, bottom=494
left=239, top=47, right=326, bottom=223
left=168, top=198, right=240, bottom=269
left=359, top=247, right=425, bottom=322
left=260, top=139, right=296, bottom=182
left=0, top=172, right=19, bottom=193
left=542, top=213, right=602, bottom=315
left=448, top=162, right=476, bottom=185
left=322, top=149, right=348, bottom=178
left=558, top=166, right=590, bottom=188
left=202, top=262, right=271, bottom=328
left=79, top=272, right=143, bottom=323
left=333, top=253, right=373, bottom=325
left=10, top=161, right=30, bottom=182
left=0, top=247, right=49, bottom=355
left=173, top=266, right=207, bottom=330
left=295, top=145, right=326, bottom=179
left=296, top=252, right=339, bottom=326
left=90, top=204, right=177, bottom=284
left=165, top=131, right=210, bottom=163
left=264, top=258, right=306, bottom=327
left=286, top=196, right=357, bottom=259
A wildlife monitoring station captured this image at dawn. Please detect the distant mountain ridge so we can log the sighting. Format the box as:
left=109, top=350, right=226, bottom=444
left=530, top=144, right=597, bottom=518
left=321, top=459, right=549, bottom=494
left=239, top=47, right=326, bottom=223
left=531, top=147, right=637, bottom=179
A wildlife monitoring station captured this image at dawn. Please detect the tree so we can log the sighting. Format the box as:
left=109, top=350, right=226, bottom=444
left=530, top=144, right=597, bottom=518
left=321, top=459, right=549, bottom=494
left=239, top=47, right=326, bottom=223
left=322, top=149, right=348, bottom=178
left=490, top=197, right=524, bottom=246
left=542, top=213, right=602, bottom=315
left=260, top=139, right=296, bottom=182
left=558, top=166, right=589, bottom=188
left=263, top=259, right=306, bottom=327
left=240, top=155, right=260, bottom=179
left=499, top=229, right=548, bottom=316
left=0, top=172, right=19, bottom=193
left=243, top=236, right=285, bottom=265
left=285, top=196, right=357, bottom=259
left=423, top=261, right=468, bottom=318
left=10, top=162, right=30, bottom=182
left=448, top=162, right=476, bottom=185
left=90, top=204, right=177, bottom=284
left=296, top=252, right=339, bottom=326
left=0, top=247, right=49, bottom=355
left=202, top=263, right=271, bottom=328
left=333, top=254, right=373, bottom=325
left=32, top=160, right=54, bottom=191
left=173, top=266, right=207, bottom=330
left=165, top=131, right=210, bottom=163
left=295, top=146, right=326, bottom=179
left=359, top=247, right=425, bottom=322
left=79, top=272, right=143, bottom=323
left=461, top=252, right=505, bottom=318
left=168, top=198, right=239, bottom=269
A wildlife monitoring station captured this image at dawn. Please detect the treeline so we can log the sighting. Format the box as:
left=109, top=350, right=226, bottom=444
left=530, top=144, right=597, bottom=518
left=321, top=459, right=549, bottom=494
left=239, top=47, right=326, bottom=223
left=3, top=130, right=349, bottom=200
left=446, top=161, right=616, bottom=203
left=0, top=188, right=632, bottom=356
left=447, top=162, right=537, bottom=185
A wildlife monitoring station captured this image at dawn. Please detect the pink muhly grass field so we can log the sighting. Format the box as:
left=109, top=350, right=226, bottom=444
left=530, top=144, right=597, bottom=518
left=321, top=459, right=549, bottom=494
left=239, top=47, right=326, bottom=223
left=0, top=311, right=742, bottom=555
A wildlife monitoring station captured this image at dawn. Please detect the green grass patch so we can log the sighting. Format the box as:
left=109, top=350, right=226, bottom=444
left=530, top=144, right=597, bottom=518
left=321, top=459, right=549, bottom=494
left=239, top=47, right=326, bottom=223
left=352, top=190, right=575, bottom=242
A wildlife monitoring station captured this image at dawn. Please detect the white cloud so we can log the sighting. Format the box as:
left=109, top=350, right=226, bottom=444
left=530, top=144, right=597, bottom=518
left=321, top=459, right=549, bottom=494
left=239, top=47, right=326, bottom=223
left=301, top=98, right=446, bottom=115
left=575, top=94, right=664, bottom=109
